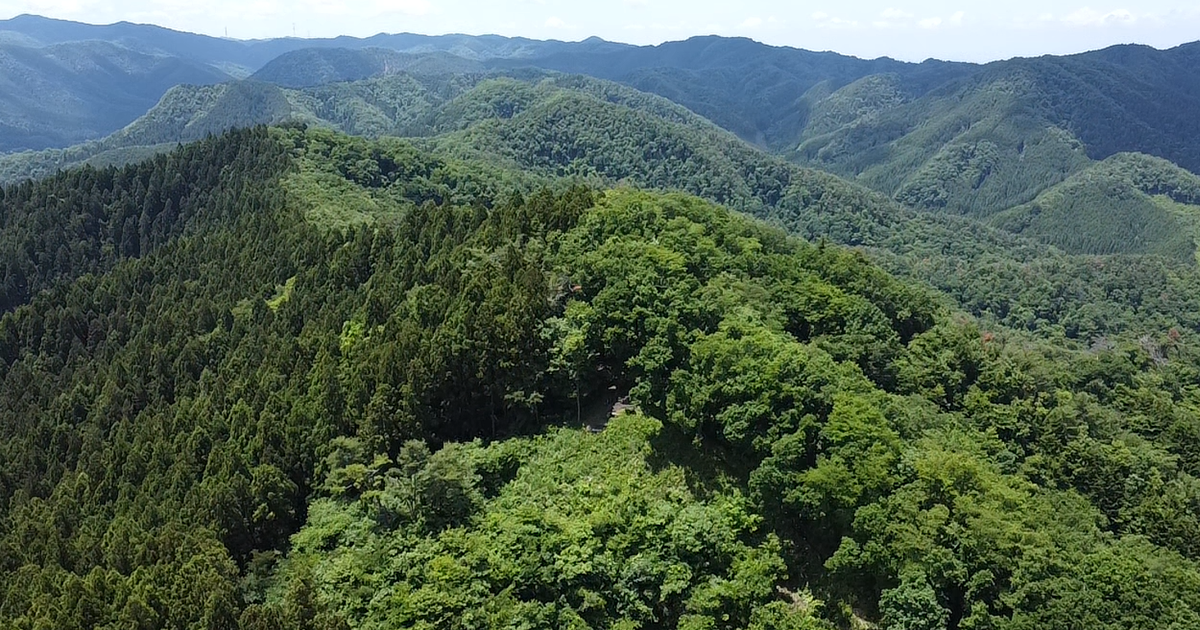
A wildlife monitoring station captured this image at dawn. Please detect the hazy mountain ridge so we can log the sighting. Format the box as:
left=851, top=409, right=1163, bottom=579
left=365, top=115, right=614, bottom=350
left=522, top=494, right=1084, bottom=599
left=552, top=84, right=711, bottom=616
left=250, top=48, right=486, bottom=87
left=0, top=38, right=232, bottom=151
left=0, top=13, right=631, bottom=67
left=0, top=14, right=635, bottom=151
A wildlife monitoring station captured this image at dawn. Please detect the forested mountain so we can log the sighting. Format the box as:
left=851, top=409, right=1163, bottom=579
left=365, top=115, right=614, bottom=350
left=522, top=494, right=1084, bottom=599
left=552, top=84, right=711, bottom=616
left=792, top=44, right=1200, bottom=217
left=8, top=10, right=1200, bottom=235
left=5, top=126, right=1200, bottom=629
left=985, top=153, right=1200, bottom=259
left=249, top=48, right=485, bottom=88
left=8, top=69, right=1200, bottom=343
left=9, top=15, right=1200, bottom=629
left=0, top=39, right=232, bottom=151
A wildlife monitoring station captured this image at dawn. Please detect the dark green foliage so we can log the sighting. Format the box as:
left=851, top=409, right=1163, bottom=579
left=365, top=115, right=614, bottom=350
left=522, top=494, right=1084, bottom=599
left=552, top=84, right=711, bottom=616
left=0, top=127, right=288, bottom=312
left=878, top=572, right=948, bottom=630
left=0, top=129, right=593, bottom=627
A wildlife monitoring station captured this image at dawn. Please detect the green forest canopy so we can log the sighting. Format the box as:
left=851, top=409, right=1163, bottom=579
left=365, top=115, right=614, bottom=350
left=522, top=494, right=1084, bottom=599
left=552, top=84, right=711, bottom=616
left=2, top=128, right=1200, bottom=629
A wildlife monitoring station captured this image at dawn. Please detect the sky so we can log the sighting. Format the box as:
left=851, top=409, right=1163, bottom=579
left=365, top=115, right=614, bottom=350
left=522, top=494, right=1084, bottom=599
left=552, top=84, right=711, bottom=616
left=2, top=0, right=1200, bottom=62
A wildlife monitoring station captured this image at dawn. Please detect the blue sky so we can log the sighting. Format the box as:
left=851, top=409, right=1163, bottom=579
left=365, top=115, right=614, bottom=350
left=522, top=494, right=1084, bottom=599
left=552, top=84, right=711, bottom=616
left=3, top=0, right=1200, bottom=62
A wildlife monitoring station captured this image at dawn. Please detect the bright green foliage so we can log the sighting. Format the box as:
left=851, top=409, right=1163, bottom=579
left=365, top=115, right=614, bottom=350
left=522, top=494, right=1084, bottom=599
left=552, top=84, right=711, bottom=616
left=263, top=415, right=829, bottom=629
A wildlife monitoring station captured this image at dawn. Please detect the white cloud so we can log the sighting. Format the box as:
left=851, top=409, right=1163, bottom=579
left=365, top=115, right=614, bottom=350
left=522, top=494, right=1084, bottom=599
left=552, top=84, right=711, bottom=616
left=873, top=7, right=915, bottom=29
left=1063, top=7, right=1137, bottom=27
left=741, top=16, right=762, bottom=28
left=811, top=12, right=859, bottom=29
left=918, top=11, right=964, bottom=29
left=544, top=16, right=567, bottom=28
left=880, top=8, right=913, bottom=20
left=371, top=0, right=431, bottom=15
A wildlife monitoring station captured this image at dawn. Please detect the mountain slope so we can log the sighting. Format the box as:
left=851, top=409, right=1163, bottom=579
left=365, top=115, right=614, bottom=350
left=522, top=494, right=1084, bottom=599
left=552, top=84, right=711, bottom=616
left=249, top=48, right=487, bottom=88
left=0, top=39, right=231, bottom=151
left=0, top=71, right=717, bottom=183
left=239, top=38, right=973, bottom=153
left=792, top=43, right=1200, bottom=218
left=986, top=152, right=1200, bottom=259
left=10, top=69, right=1200, bottom=341
left=494, top=35, right=974, bottom=151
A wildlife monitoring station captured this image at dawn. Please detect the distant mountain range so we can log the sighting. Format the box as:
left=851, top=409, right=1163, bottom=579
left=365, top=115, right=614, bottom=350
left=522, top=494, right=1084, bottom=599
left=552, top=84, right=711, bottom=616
left=7, top=14, right=1200, bottom=261
left=0, top=14, right=632, bottom=150
left=0, top=38, right=229, bottom=151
